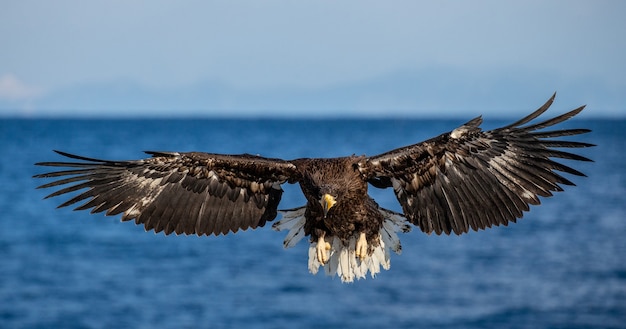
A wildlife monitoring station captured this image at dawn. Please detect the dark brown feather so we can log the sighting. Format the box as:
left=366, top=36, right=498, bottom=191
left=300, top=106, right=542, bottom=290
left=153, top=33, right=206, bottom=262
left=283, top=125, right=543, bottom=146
left=35, top=151, right=297, bottom=236
left=361, top=95, right=593, bottom=235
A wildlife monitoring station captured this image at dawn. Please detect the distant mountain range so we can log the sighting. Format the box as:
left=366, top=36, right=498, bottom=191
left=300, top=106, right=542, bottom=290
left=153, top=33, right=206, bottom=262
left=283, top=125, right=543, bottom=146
left=1, top=68, right=622, bottom=118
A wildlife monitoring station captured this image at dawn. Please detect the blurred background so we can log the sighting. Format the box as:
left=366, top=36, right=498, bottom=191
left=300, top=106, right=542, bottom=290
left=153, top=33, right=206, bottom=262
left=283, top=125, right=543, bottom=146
left=1, top=1, right=625, bottom=328
left=1, top=0, right=625, bottom=118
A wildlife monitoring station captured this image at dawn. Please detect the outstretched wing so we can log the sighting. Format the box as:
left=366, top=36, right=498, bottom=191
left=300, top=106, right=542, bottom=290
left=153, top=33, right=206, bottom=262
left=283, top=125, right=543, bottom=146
left=361, top=94, right=594, bottom=235
left=35, top=151, right=299, bottom=236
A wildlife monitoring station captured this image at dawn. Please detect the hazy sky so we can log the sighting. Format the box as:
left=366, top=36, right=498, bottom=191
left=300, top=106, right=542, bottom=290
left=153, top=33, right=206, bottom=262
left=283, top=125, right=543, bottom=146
left=1, top=1, right=625, bottom=117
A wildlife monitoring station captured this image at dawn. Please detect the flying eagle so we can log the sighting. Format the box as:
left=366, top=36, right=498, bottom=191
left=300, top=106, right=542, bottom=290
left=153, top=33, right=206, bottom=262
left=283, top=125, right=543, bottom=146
left=34, top=95, right=593, bottom=282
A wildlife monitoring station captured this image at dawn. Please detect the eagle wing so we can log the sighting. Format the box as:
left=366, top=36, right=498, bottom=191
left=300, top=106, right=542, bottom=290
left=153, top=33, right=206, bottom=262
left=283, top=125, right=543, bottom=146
left=361, top=94, right=594, bottom=235
left=35, top=151, right=299, bottom=236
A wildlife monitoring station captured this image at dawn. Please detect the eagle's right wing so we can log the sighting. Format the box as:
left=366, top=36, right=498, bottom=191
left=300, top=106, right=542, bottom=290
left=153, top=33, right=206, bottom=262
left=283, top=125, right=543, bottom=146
left=361, top=94, right=594, bottom=235
left=35, top=151, right=299, bottom=236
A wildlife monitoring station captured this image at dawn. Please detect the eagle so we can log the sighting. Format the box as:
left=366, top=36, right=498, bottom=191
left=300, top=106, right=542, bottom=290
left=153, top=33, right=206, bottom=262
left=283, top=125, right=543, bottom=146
left=34, top=94, right=593, bottom=283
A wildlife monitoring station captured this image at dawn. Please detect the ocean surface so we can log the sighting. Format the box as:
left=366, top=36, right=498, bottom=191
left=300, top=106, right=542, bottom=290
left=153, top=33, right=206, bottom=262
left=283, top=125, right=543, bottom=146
left=0, top=117, right=624, bottom=329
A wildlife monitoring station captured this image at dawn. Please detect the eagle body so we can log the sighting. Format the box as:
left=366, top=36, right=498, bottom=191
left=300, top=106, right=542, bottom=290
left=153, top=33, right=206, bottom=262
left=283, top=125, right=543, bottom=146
left=34, top=95, right=594, bottom=282
left=295, top=156, right=381, bottom=242
left=287, top=156, right=395, bottom=277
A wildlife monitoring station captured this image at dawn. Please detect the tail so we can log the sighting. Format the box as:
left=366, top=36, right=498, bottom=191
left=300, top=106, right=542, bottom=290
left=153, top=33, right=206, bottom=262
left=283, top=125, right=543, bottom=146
left=273, top=207, right=411, bottom=283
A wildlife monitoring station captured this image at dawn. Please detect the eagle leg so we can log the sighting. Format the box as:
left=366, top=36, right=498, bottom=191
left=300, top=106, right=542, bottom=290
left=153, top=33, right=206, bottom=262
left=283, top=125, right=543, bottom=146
left=316, top=233, right=331, bottom=264
left=356, top=232, right=368, bottom=260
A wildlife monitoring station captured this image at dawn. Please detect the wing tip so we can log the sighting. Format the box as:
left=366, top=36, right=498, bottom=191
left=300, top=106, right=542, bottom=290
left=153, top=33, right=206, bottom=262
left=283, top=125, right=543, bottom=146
left=502, top=93, right=557, bottom=129
left=144, top=151, right=179, bottom=157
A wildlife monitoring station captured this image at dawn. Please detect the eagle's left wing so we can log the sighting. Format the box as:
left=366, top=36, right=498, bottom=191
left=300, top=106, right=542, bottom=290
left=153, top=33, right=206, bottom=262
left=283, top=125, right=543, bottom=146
left=35, top=151, right=299, bottom=236
left=360, top=94, right=594, bottom=235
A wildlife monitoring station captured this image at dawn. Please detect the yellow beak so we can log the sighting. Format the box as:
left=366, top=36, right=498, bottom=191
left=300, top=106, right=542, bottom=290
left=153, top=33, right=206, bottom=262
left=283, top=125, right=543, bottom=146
left=320, top=193, right=337, bottom=217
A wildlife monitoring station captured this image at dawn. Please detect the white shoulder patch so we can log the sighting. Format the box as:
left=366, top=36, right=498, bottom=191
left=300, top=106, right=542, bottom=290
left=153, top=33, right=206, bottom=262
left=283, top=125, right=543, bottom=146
left=450, top=126, right=469, bottom=139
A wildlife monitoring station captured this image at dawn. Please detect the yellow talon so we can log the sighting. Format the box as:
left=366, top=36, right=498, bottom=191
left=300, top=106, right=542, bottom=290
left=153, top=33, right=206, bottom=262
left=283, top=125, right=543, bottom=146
left=356, top=232, right=368, bottom=260
left=316, top=235, right=330, bottom=264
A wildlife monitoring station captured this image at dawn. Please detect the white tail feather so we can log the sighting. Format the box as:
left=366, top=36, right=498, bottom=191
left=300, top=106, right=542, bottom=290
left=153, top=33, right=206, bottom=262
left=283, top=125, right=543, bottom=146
left=275, top=207, right=411, bottom=283
left=308, top=242, right=322, bottom=274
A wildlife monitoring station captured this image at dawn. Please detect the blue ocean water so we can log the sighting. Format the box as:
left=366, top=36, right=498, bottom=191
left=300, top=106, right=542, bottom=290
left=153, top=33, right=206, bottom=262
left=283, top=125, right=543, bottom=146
left=0, top=117, right=623, bottom=329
